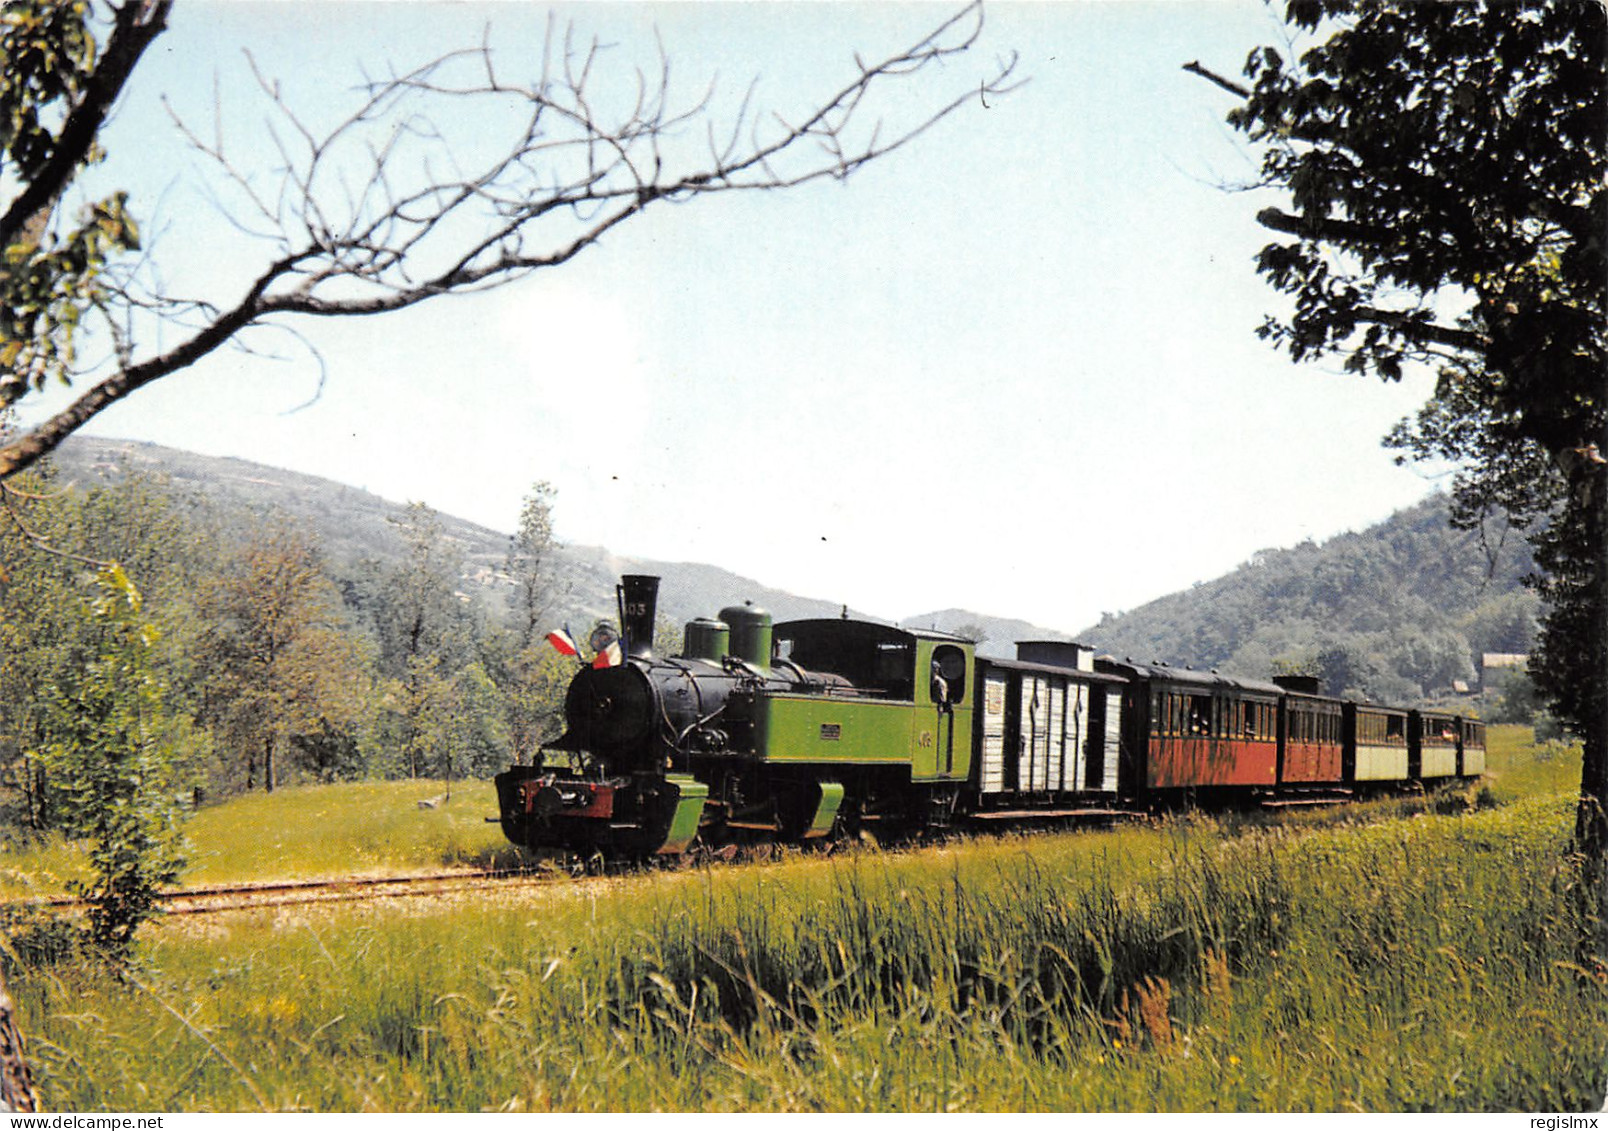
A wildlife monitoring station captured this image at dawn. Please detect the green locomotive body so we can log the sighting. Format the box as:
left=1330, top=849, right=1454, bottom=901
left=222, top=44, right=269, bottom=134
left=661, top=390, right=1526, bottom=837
left=494, top=577, right=979, bottom=856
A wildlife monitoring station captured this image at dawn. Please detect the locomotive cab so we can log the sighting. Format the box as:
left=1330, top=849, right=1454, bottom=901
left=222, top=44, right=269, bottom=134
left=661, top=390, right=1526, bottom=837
left=770, top=620, right=975, bottom=781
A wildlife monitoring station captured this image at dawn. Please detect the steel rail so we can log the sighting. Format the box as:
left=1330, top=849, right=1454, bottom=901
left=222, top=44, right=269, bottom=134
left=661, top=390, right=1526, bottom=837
left=11, top=866, right=570, bottom=918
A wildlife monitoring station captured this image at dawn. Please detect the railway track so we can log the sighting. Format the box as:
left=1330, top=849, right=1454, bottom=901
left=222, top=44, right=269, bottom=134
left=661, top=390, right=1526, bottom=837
left=22, top=866, right=570, bottom=917
left=8, top=838, right=851, bottom=919
left=7, top=791, right=1452, bottom=920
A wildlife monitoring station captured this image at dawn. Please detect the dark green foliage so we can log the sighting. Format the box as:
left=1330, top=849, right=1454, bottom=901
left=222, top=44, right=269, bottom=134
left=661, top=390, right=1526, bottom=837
left=0, top=904, right=82, bottom=973
left=1487, top=668, right=1543, bottom=727
left=288, top=718, right=367, bottom=785
left=1216, top=0, right=1605, bottom=851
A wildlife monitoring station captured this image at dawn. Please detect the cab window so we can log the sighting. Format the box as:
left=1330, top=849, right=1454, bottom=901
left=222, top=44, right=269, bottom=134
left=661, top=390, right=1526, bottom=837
left=930, top=644, right=966, bottom=704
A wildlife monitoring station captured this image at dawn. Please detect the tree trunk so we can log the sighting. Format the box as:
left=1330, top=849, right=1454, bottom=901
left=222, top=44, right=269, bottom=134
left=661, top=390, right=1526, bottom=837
left=264, top=733, right=275, bottom=793
left=1575, top=464, right=1608, bottom=883
left=1579, top=731, right=1607, bottom=865
left=23, top=756, right=39, bottom=832
left=0, top=970, right=37, bottom=1112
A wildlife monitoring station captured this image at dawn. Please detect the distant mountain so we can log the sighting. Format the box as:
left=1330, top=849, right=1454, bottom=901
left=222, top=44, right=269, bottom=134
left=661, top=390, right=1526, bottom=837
left=43, top=437, right=899, bottom=635
left=45, top=438, right=1535, bottom=701
left=1075, top=495, right=1539, bottom=703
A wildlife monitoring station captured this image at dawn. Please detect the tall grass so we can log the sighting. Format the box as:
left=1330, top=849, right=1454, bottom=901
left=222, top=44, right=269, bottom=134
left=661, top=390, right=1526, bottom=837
left=13, top=795, right=1606, bottom=1110
left=7, top=727, right=1604, bottom=1111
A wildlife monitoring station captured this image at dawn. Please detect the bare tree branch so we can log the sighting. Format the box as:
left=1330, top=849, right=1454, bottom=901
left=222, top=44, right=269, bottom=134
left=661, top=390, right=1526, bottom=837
left=1181, top=60, right=1250, bottom=99
left=1, top=2, right=1020, bottom=480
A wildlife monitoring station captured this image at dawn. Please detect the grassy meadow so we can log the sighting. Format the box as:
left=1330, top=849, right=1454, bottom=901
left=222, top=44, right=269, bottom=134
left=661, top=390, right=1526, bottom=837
left=0, top=779, right=523, bottom=899
left=5, top=726, right=1607, bottom=1111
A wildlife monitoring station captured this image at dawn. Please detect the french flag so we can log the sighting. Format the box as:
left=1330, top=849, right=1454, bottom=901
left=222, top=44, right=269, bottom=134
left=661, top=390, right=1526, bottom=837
left=593, top=639, right=623, bottom=669
left=546, top=627, right=580, bottom=657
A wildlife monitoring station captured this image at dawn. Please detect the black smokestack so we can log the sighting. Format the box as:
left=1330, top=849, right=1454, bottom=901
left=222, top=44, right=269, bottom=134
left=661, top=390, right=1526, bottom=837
left=619, top=574, right=660, bottom=659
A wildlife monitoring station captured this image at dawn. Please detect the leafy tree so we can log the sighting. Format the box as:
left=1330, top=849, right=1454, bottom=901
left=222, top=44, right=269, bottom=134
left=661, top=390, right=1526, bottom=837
left=653, top=615, right=686, bottom=659
left=372, top=503, right=478, bottom=778
left=36, top=565, right=200, bottom=957
left=288, top=717, right=367, bottom=786
left=0, top=464, right=211, bottom=827
left=0, top=472, right=83, bottom=830
left=375, top=504, right=471, bottom=677
left=1457, top=590, right=1541, bottom=660
left=506, top=482, right=560, bottom=648
left=500, top=482, right=566, bottom=763
left=1196, top=1, right=1607, bottom=856
left=438, top=661, right=512, bottom=783
left=0, top=1, right=156, bottom=414
left=0, top=1, right=1018, bottom=482
left=1488, top=666, right=1542, bottom=726
left=195, top=522, right=370, bottom=793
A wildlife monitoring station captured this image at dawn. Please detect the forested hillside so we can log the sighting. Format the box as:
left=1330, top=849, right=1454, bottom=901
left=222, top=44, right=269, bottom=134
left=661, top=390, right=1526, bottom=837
left=1079, top=496, right=1539, bottom=704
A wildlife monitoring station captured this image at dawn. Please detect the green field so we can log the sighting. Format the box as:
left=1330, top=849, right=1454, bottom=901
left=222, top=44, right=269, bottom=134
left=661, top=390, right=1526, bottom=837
left=0, top=779, right=521, bottom=899
left=5, top=727, right=1606, bottom=1111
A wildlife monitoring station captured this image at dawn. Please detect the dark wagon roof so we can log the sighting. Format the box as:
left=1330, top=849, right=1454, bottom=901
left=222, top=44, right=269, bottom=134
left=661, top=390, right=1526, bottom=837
left=978, top=654, right=1128, bottom=686
left=1094, top=657, right=1284, bottom=698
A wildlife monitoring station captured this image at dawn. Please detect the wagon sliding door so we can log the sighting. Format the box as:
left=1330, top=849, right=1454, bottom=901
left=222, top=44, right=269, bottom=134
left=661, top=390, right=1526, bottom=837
left=1064, top=682, right=1090, bottom=791
left=1018, top=675, right=1054, bottom=793
left=1098, top=686, right=1122, bottom=793
left=978, top=668, right=1009, bottom=794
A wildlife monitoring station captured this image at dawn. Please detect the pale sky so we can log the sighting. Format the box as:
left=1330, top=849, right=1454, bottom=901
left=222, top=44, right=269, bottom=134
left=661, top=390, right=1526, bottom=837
left=20, top=0, right=1447, bottom=633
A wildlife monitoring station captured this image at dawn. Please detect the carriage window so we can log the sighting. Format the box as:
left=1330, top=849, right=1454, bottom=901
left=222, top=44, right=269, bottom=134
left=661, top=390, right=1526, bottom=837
left=1363, top=712, right=1400, bottom=745
left=1186, top=694, right=1212, bottom=735
left=1250, top=702, right=1271, bottom=740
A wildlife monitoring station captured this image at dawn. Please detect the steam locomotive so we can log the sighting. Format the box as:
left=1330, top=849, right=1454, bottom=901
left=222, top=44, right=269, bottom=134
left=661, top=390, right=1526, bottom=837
left=493, top=575, right=1486, bottom=857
